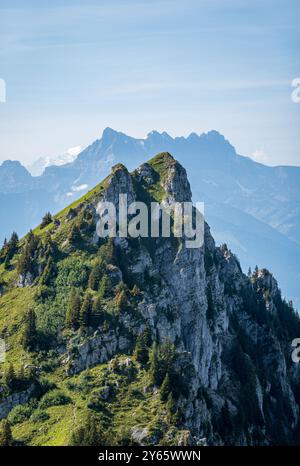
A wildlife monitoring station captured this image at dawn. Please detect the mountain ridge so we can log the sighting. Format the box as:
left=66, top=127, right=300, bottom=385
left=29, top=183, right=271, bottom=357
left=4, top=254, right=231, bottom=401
left=1, top=128, right=300, bottom=307
left=0, top=152, right=300, bottom=446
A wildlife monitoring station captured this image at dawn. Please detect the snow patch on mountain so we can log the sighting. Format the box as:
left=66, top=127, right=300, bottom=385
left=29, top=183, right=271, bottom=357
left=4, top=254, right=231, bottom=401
left=26, top=145, right=83, bottom=176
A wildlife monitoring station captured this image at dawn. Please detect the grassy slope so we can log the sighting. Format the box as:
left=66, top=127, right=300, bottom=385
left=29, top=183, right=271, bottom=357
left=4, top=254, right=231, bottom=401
left=11, top=358, right=175, bottom=446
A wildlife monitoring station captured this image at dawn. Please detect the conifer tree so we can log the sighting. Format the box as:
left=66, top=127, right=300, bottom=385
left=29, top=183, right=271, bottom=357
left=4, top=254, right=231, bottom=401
left=149, top=339, right=176, bottom=386
left=40, top=257, right=56, bottom=286
left=0, top=239, right=6, bottom=264
left=160, top=373, right=171, bottom=402
left=88, top=264, right=102, bottom=291
left=92, top=295, right=102, bottom=315
left=0, top=420, right=13, bottom=446
left=68, top=224, right=81, bottom=245
left=43, top=233, right=58, bottom=260
left=149, top=342, right=161, bottom=385
left=3, top=363, right=16, bottom=390
left=0, top=276, right=5, bottom=292
left=21, top=309, right=37, bottom=351
left=65, top=288, right=81, bottom=329
left=0, top=232, right=19, bottom=265
left=4, top=254, right=10, bottom=270
left=219, top=401, right=234, bottom=442
left=80, top=292, right=92, bottom=327
left=17, top=231, right=39, bottom=278
left=99, top=274, right=111, bottom=299
left=41, top=212, right=52, bottom=229
left=26, top=230, right=39, bottom=250
left=166, top=392, right=177, bottom=422
left=17, top=249, right=32, bottom=276
left=134, top=326, right=152, bottom=364
left=159, top=338, right=176, bottom=376
left=6, top=232, right=19, bottom=258
left=115, top=289, right=127, bottom=311
left=98, top=239, right=114, bottom=264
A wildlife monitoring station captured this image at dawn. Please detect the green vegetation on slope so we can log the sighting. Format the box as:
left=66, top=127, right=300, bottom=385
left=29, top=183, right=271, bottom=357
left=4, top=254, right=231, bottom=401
left=0, top=155, right=188, bottom=446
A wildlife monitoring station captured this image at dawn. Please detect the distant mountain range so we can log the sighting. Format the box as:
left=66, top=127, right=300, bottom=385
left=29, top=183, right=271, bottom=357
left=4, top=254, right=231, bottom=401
left=1, top=127, right=299, bottom=306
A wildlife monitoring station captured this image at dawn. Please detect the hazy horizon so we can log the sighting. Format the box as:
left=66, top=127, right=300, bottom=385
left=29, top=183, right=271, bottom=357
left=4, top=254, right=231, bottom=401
left=3, top=126, right=300, bottom=172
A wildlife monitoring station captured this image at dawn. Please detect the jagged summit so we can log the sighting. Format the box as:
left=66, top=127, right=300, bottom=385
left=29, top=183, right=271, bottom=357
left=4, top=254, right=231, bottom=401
left=111, top=162, right=129, bottom=173
left=43, top=152, right=191, bottom=230
left=201, top=129, right=225, bottom=140
left=101, top=127, right=124, bottom=141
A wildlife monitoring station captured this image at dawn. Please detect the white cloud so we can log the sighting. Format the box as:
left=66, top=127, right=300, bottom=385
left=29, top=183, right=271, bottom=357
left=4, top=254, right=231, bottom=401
left=251, top=149, right=270, bottom=165
left=67, top=145, right=83, bottom=157
left=72, top=184, right=88, bottom=192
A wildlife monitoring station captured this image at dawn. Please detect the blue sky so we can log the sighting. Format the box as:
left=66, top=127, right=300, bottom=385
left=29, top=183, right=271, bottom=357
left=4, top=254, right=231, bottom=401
left=0, top=0, right=299, bottom=166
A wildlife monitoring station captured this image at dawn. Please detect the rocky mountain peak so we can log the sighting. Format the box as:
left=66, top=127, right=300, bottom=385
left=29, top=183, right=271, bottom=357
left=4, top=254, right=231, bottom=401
left=103, top=162, right=135, bottom=207
left=1, top=153, right=300, bottom=447
left=102, top=126, right=120, bottom=140
left=0, top=159, right=31, bottom=177
left=101, top=127, right=133, bottom=148
left=0, top=159, right=33, bottom=193
left=252, top=267, right=281, bottom=303
left=198, top=130, right=236, bottom=156
left=148, top=152, right=192, bottom=203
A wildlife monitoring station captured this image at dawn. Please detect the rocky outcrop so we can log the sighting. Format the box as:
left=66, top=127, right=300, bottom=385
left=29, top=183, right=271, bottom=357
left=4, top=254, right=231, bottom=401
left=0, top=384, right=36, bottom=420
left=64, top=312, right=139, bottom=375
left=161, top=155, right=192, bottom=203
left=103, top=163, right=136, bottom=208
left=16, top=272, right=34, bottom=288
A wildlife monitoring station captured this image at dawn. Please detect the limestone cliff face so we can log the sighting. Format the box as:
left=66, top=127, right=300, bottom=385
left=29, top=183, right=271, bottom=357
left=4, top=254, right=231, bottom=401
left=0, top=384, right=36, bottom=420
left=64, top=153, right=300, bottom=445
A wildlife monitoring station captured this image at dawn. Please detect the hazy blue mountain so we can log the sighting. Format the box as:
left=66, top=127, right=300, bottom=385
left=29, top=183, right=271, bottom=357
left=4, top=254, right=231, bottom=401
left=0, top=160, right=34, bottom=193
left=0, top=127, right=299, bottom=306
